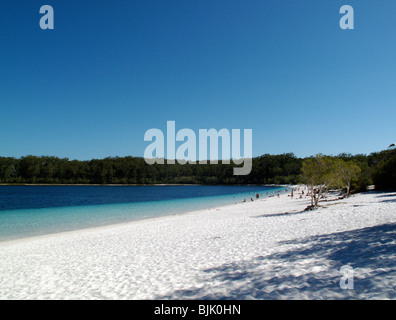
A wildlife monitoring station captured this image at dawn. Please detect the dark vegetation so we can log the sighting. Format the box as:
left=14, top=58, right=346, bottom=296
left=0, top=147, right=394, bottom=191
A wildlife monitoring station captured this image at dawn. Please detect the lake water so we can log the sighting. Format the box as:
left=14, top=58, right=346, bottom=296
left=0, top=185, right=284, bottom=242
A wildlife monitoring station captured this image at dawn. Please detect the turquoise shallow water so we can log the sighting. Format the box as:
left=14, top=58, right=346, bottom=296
left=0, top=185, right=285, bottom=241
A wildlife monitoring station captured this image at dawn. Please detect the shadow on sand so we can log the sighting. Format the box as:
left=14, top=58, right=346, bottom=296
left=374, top=193, right=396, bottom=204
left=375, top=193, right=396, bottom=198
left=252, top=210, right=305, bottom=219
left=156, top=223, right=396, bottom=300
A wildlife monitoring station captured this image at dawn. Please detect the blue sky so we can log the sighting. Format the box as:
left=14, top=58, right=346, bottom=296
left=1, top=0, right=395, bottom=160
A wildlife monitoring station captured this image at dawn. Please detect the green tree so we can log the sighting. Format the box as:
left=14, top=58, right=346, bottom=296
left=301, top=154, right=336, bottom=208
left=372, top=148, right=396, bottom=190
left=333, top=159, right=361, bottom=197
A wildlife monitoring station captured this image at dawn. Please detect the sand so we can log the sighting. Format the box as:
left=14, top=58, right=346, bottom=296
left=0, top=189, right=395, bottom=300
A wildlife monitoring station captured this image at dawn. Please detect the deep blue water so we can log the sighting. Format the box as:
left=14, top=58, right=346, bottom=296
left=0, top=185, right=284, bottom=242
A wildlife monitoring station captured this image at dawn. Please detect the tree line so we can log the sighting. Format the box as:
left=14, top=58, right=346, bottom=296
left=0, top=153, right=301, bottom=185
left=0, top=148, right=394, bottom=192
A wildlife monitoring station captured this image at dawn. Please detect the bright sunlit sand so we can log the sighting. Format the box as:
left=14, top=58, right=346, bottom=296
left=1, top=189, right=395, bottom=300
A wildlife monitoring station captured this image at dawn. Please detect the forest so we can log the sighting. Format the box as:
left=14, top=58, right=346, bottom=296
left=0, top=147, right=395, bottom=191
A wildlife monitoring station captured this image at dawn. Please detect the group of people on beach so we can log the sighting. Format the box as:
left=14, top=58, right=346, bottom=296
left=242, top=186, right=311, bottom=203
left=243, top=193, right=261, bottom=202
left=288, top=186, right=308, bottom=199
left=242, top=189, right=285, bottom=203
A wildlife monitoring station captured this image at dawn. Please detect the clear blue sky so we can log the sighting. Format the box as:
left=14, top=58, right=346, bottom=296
left=1, top=0, right=395, bottom=160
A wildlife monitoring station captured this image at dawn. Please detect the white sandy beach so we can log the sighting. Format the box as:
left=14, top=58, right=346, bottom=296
left=0, top=189, right=395, bottom=300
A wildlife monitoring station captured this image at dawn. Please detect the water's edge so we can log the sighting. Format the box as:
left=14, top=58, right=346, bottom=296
left=0, top=185, right=287, bottom=242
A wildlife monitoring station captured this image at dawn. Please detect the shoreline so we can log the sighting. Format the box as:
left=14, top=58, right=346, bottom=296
left=0, top=183, right=287, bottom=187
left=0, top=199, right=244, bottom=246
left=1, top=189, right=395, bottom=299
left=0, top=185, right=288, bottom=243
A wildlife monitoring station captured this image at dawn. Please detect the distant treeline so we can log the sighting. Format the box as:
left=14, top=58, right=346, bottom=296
left=0, top=149, right=395, bottom=190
